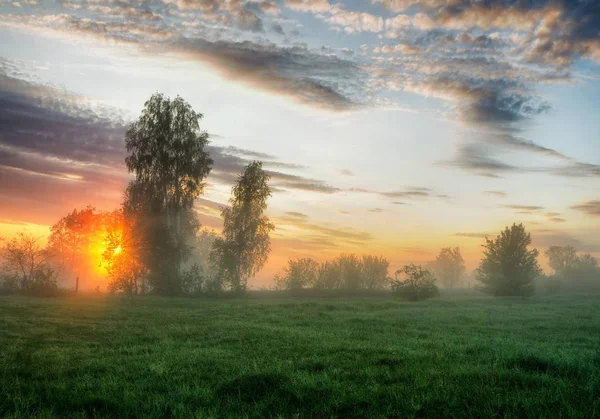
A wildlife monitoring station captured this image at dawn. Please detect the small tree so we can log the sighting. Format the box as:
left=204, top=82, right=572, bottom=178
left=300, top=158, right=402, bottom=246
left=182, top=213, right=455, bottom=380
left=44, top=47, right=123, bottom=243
left=361, top=255, right=389, bottom=290
left=0, top=231, right=50, bottom=290
left=212, top=161, right=274, bottom=293
left=545, top=246, right=577, bottom=275
left=391, top=264, right=439, bottom=301
left=476, top=223, right=541, bottom=296
left=431, top=247, right=465, bottom=288
left=274, top=258, right=319, bottom=290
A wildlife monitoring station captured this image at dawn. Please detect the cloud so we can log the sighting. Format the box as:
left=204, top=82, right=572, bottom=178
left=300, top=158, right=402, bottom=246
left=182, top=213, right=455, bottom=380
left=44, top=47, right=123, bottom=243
left=368, top=208, right=383, bottom=213
left=570, top=200, right=600, bottom=217
left=504, top=204, right=544, bottom=211
left=338, top=168, right=354, bottom=176
left=484, top=190, right=506, bottom=197
left=532, top=230, right=600, bottom=253
left=452, top=232, right=490, bottom=238
left=1, top=14, right=365, bottom=112
left=285, top=0, right=330, bottom=13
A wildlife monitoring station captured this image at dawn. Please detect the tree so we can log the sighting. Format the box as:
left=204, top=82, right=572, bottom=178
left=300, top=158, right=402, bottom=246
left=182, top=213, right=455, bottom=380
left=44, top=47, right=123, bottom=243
left=314, top=260, right=341, bottom=290
left=337, top=253, right=363, bottom=290
left=124, top=93, right=213, bottom=284
left=0, top=231, right=50, bottom=290
left=212, top=161, right=274, bottom=293
left=102, top=209, right=149, bottom=295
left=476, top=223, right=541, bottom=296
left=47, top=206, right=103, bottom=288
left=274, top=258, right=319, bottom=291
left=391, top=264, right=439, bottom=301
left=361, top=255, right=389, bottom=290
left=431, top=247, right=465, bottom=288
left=545, top=246, right=577, bottom=275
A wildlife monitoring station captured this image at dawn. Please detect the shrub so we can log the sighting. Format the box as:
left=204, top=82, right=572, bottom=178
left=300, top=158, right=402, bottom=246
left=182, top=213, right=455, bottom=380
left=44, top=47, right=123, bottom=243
left=26, top=269, right=60, bottom=297
left=391, top=264, right=439, bottom=301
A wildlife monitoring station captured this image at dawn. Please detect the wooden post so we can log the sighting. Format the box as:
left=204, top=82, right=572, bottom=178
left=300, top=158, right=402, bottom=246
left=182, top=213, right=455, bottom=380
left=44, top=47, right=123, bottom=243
left=75, top=276, right=79, bottom=293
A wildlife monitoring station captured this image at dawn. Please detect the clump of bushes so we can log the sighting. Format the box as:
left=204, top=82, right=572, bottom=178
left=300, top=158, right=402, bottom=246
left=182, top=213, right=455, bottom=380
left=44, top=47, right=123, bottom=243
left=391, top=264, right=439, bottom=301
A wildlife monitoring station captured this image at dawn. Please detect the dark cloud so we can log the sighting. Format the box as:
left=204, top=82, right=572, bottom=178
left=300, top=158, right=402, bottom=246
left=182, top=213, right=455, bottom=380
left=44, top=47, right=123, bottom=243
left=570, top=200, right=600, bottom=217
left=173, top=38, right=363, bottom=111
left=368, top=208, right=383, bottom=213
left=441, top=144, right=521, bottom=176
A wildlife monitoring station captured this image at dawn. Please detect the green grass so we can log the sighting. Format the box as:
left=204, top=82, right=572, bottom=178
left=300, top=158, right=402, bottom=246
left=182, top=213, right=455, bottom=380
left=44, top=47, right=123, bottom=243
left=1, top=294, right=599, bottom=418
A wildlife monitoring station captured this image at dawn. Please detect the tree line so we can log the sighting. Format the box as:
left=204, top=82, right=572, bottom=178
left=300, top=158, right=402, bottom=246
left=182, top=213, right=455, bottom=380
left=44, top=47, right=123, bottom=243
left=1, top=93, right=599, bottom=299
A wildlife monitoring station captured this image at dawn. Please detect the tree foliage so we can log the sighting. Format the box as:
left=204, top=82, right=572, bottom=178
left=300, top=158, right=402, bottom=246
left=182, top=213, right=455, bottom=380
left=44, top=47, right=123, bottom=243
left=102, top=209, right=149, bottom=295
left=361, top=255, right=390, bottom=290
left=47, top=206, right=104, bottom=286
left=391, top=264, right=439, bottom=301
left=476, top=223, right=541, bottom=296
left=545, top=246, right=578, bottom=275
left=430, top=247, right=466, bottom=288
left=212, top=161, right=274, bottom=293
left=274, top=258, right=319, bottom=291
left=123, top=93, right=213, bottom=294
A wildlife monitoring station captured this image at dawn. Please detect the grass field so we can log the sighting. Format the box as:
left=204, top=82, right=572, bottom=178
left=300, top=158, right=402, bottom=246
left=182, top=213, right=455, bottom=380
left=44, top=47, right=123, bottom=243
left=1, top=294, right=600, bottom=418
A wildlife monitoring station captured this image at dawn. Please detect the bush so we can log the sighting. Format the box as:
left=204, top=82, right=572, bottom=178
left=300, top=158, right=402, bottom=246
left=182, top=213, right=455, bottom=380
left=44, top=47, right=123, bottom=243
left=181, top=263, right=205, bottom=296
left=391, top=264, right=439, bottom=301
left=26, top=269, right=60, bottom=297
left=0, top=273, right=20, bottom=294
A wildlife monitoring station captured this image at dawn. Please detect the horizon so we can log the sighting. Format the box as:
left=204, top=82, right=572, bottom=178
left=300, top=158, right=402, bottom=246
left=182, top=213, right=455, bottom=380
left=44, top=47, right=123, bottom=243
left=1, top=0, right=599, bottom=289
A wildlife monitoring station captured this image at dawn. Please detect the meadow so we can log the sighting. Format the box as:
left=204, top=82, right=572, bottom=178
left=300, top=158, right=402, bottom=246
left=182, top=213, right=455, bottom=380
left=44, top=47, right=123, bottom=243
left=1, top=293, right=599, bottom=418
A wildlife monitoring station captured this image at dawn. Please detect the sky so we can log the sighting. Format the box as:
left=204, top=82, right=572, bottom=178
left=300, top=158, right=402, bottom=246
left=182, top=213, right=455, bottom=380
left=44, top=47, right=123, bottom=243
left=0, top=0, right=599, bottom=286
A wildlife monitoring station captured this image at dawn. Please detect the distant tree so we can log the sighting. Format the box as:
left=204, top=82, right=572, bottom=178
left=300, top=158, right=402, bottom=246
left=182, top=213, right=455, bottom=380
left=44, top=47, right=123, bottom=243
left=476, top=223, right=541, bottom=296
left=361, top=255, right=389, bottom=290
left=314, top=260, right=341, bottom=290
left=212, top=161, right=274, bottom=293
left=337, top=253, right=363, bottom=290
left=431, top=247, right=465, bottom=288
left=274, top=258, right=319, bottom=291
left=545, top=246, right=577, bottom=275
left=563, top=253, right=600, bottom=292
left=391, top=264, right=439, bottom=301
left=0, top=231, right=50, bottom=290
left=124, top=93, right=213, bottom=286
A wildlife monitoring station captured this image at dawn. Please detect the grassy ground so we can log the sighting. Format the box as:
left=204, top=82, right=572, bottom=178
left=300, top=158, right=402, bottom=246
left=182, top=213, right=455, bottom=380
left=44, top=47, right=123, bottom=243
left=1, top=294, right=599, bottom=418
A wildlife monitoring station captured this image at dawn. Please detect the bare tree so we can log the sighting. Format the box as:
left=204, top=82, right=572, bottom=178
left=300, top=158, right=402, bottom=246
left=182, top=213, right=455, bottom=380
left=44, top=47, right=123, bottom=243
left=1, top=231, right=50, bottom=290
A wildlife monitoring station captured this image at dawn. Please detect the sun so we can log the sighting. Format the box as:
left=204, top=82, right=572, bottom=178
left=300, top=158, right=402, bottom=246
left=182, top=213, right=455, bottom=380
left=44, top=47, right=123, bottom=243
left=114, top=245, right=122, bottom=255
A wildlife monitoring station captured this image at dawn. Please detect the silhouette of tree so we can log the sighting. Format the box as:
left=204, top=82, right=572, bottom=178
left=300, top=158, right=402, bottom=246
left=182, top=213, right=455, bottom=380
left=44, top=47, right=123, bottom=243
left=337, top=253, right=363, bottom=290
left=274, top=258, right=319, bottom=290
left=431, top=247, right=465, bottom=288
left=124, top=93, right=213, bottom=286
left=361, top=255, right=389, bottom=290
left=212, top=161, right=274, bottom=293
left=476, top=223, right=541, bottom=296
